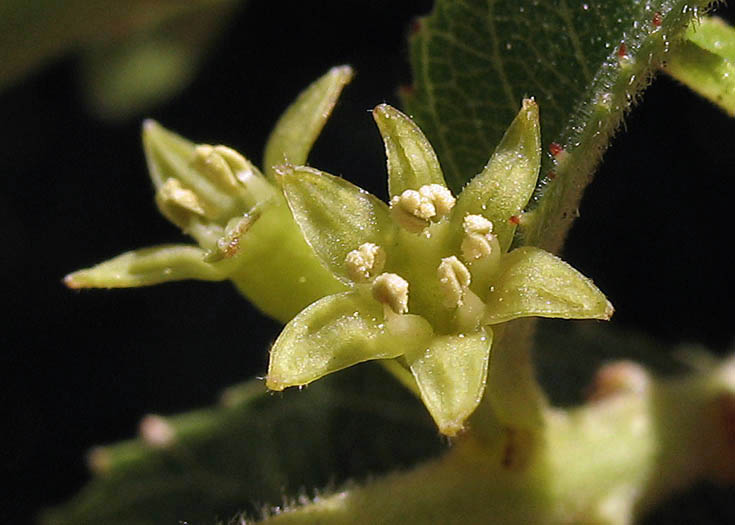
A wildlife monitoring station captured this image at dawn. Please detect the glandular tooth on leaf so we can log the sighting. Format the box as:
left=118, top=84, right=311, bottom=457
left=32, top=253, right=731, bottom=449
left=372, top=273, right=409, bottom=314
left=345, top=242, right=386, bottom=283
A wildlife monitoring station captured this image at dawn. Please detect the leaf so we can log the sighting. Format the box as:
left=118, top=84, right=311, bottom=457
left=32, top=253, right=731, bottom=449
left=408, top=329, right=492, bottom=436
left=665, top=16, right=735, bottom=117
left=372, top=104, right=448, bottom=198
left=263, top=66, right=354, bottom=179
left=267, top=292, right=404, bottom=390
left=483, top=247, right=613, bottom=324
left=453, top=98, right=540, bottom=251
left=404, top=0, right=711, bottom=252
left=280, top=166, right=396, bottom=284
left=63, top=245, right=227, bottom=288
left=42, top=365, right=443, bottom=525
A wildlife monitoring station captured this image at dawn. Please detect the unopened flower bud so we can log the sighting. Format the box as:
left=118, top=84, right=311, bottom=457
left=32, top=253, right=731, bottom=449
left=139, top=414, right=176, bottom=448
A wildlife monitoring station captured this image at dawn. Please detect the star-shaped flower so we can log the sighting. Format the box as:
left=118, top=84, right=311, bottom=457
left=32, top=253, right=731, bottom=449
left=65, top=66, right=612, bottom=436
left=65, top=67, right=355, bottom=322
left=266, top=100, right=613, bottom=435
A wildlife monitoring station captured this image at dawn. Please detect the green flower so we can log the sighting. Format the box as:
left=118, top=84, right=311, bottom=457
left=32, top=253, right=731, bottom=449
left=65, top=67, right=355, bottom=322
left=266, top=100, right=613, bottom=435
left=66, top=67, right=612, bottom=436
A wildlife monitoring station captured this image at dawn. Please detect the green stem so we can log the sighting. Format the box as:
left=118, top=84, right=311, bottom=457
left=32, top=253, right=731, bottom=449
left=258, top=357, right=735, bottom=524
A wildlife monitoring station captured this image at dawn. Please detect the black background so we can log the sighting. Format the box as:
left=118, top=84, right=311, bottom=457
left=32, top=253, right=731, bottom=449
left=2, top=1, right=733, bottom=522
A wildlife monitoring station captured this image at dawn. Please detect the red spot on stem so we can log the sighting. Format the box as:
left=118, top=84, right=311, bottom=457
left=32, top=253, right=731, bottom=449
left=652, top=12, right=663, bottom=27
left=617, top=42, right=628, bottom=58
left=509, top=215, right=521, bottom=225
left=399, top=84, right=415, bottom=98
left=410, top=18, right=424, bottom=36
left=549, top=142, right=563, bottom=157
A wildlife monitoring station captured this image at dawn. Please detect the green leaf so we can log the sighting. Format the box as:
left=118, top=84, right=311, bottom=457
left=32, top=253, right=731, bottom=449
left=408, top=329, right=492, bottom=436
left=263, top=66, right=354, bottom=179
left=280, top=166, right=396, bottom=284
left=267, top=292, right=404, bottom=390
left=372, top=104, right=448, bottom=198
left=665, top=16, right=735, bottom=117
left=42, top=366, right=443, bottom=525
left=483, top=247, right=613, bottom=324
left=404, top=0, right=710, bottom=252
left=453, top=98, right=540, bottom=251
left=64, top=245, right=227, bottom=288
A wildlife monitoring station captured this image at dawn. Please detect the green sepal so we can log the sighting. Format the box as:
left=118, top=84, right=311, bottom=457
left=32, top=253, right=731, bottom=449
left=64, top=245, right=227, bottom=289
left=407, top=328, right=492, bottom=436
left=666, top=16, right=735, bottom=118
left=483, top=247, right=613, bottom=325
left=453, top=99, right=541, bottom=251
left=372, top=104, right=447, bottom=198
left=266, top=291, right=405, bottom=390
left=263, top=65, right=354, bottom=180
left=280, top=165, right=396, bottom=284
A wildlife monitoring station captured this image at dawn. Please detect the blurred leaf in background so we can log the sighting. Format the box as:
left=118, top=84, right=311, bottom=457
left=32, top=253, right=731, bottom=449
left=0, top=0, right=243, bottom=120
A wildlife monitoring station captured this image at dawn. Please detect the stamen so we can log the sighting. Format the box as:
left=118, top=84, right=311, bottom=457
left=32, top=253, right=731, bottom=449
left=461, top=214, right=495, bottom=261
left=438, top=256, right=471, bottom=308
left=372, top=273, right=409, bottom=314
left=345, top=242, right=386, bottom=282
left=390, top=184, right=456, bottom=232
left=155, top=178, right=209, bottom=229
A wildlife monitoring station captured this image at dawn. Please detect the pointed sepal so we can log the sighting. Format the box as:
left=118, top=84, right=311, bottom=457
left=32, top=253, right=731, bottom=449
left=372, top=104, right=447, bottom=198
left=143, top=120, right=266, bottom=227
left=483, top=247, right=613, bottom=324
left=280, top=165, right=395, bottom=284
left=64, top=245, right=227, bottom=289
left=453, top=99, right=541, bottom=251
left=408, top=328, right=492, bottom=436
left=267, top=291, right=407, bottom=390
left=263, top=65, right=353, bottom=179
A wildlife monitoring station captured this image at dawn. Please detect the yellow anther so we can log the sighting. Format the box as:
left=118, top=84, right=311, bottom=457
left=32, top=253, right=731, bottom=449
left=155, top=178, right=210, bottom=229
left=420, top=184, right=455, bottom=216
left=390, top=184, right=456, bottom=233
left=372, top=273, right=409, bottom=314
left=438, top=256, right=472, bottom=308
left=461, top=214, right=496, bottom=261
left=345, top=242, right=386, bottom=282
left=193, top=145, right=240, bottom=192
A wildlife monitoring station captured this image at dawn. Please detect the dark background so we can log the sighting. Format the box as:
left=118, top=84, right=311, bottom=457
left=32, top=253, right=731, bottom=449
left=1, top=1, right=733, bottom=522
